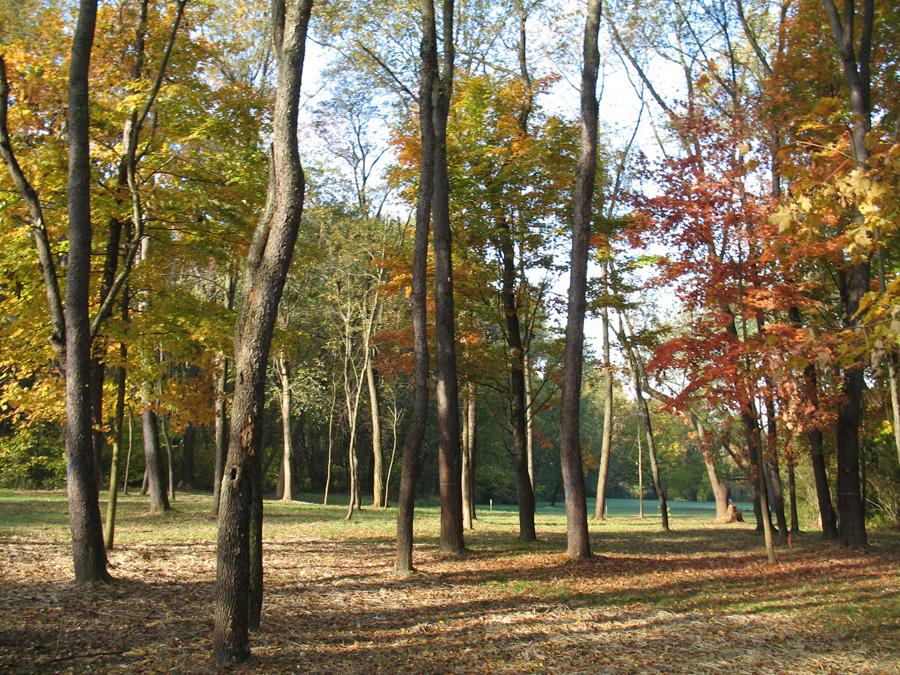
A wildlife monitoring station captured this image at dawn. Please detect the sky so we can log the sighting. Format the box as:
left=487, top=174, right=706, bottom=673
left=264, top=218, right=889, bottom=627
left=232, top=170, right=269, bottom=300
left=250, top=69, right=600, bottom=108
left=295, top=4, right=688, bottom=363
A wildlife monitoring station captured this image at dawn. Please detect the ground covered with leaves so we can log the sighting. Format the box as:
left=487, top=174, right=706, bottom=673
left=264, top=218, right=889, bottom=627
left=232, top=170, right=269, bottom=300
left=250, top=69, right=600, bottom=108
left=0, top=490, right=898, bottom=673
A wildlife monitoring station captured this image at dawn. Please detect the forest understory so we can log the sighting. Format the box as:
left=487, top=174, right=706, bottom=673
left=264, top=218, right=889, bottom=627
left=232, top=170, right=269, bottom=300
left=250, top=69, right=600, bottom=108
left=0, top=492, right=897, bottom=674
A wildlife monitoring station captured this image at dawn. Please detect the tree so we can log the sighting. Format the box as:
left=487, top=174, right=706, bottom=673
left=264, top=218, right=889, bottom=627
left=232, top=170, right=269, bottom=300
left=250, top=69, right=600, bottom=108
left=396, top=0, right=437, bottom=574
left=213, top=0, right=313, bottom=663
left=558, top=0, right=602, bottom=560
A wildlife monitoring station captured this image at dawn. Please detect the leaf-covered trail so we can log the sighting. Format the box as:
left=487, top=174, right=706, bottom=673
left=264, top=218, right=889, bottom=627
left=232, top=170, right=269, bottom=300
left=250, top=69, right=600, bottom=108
left=0, top=493, right=897, bottom=673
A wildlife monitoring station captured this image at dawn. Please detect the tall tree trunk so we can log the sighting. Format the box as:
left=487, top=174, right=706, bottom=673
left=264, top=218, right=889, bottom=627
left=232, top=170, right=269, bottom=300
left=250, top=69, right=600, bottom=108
left=594, top=262, right=613, bottom=521
left=498, top=216, right=536, bottom=542
left=212, top=356, right=230, bottom=515
left=367, top=359, right=384, bottom=507
left=61, top=0, right=110, bottom=585
left=744, top=408, right=776, bottom=562
left=823, top=0, right=871, bottom=550
left=689, top=416, right=728, bottom=520
left=142, top=403, right=170, bottom=513
left=524, top=353, right=535, bottom=491
left=104, top=350, right=126, bottom=550
left=461, top=384, right=473, bottom=530
left=637, top=425, right=644, bottom=519
left=788, top=308, right=838, bottom=538
left=431, top=0, right=465, bottom=556
left=160, top=413, right=176, bottom=503
left=213, top=1, right=312, bottom=663
left=787, top=440, right=800, bottom=534
left=467, top=382, right=477, bottom=521
left=396, top=0, right=436, bottom=573
left=180, top=424, right=196, bottom=489
left=620, top=317, right=668, bottom=532
left=558, top=0, right=601, bottom=559
left=279, top=357, right=294, bottom=502
left=324, top=378, right=337, bottom=505
left=123, top=410, right=133, bottom=495
left=763, top=395, right=788, bottom=543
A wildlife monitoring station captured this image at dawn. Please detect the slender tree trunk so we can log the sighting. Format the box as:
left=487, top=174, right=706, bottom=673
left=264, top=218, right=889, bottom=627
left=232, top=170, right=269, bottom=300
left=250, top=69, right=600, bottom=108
left=367, top=358, right=384, bottom=507
left=180, top=424, right=196, bottom=489
left=396, top=0, right=436, bottom=573
left=744, top=408, right=776, bottom=562
left=524, top=354, right=535, bottom=491
left=104, top=353, right=126, bottom=550
left=61, top=0, right=110, bottom=585
left=498, top=216, right=536, bottom=541
left=212, top=357, right=229, bottom=515
left=763, top=396, right=788, bottom=543
left=160, top=413, right=176, bottom=503
left=324, top=378, right=336, bottom=505
left=123, top=410, right=133, bottom=495
left=621, top=318, right=668, bottom=532
left=787, top=440, right=799, bottom=534
left=431, top=0, right=465, bottom=555
left=383, top=402, right=400, bottom=508
left=279, top=357, right=294, bottom=502
left=142, top=403, right=170, bottom=513
left=467, top=382, right=477, bottom=521
left=824, top=0, right=871, bottom=550
left=557, top=0, right=601, bottom=560
left=594, top=262, right=613, bottom=520
left=637, top=426, right=644, bottom=519
left=461, top=385, right=473, bottom=530
left=213, top=1, right=312, bottom=662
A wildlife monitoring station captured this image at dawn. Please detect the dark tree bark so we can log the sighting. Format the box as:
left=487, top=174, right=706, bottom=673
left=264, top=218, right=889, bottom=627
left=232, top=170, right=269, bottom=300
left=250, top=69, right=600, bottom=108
left=557, top=0, right=602, bottom=559
left=431, top=0, right=465, bottom=555
left=499, top=216, right=536, bottom=542
left=63, top=0, right=110, bottom=584
left=180, top=424, right=196, bottom=488
left=395, top=0, right=437, bottom=574
left=142, top=405, right=170, bottom=513
left=104, top=318, right=127, bottom=551
left=823, top=0, right=872, bottom=550
left=763, top=395, right=789, bottom=544
left=212, top=1, right=313, bottom=663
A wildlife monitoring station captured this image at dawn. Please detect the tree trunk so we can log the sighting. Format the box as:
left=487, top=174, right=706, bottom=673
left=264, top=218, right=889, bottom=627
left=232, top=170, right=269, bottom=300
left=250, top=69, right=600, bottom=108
left=104, top=352, right=126, bottom=550
left=180, top=424, right=196, bottom=489
left=621, top=318, right=668, bottom=532
left=467, top=382, right=477, bottom=521
left=367, top=358, right=384, bottom=508
left=594, top=262, right=613, bottom=521
left=142, top=404, right=170, bottom=513
left=763, top=396, right=788, bottom=544
left=637, top=425, right=644, bottom=519
left=431, top=0, right=465, bottom=556
left=212, top=356, right=229, bottom=515
left=461, top=384, right=473, bottom=530
left=787, top=441, right=800, bottom=534
left=498, top=216, right=536, bottom=542
left=60, top=0, right=110, bottom=585
left=123, top=410, right=133, bottom=495
left=396, top=0, right=436, bottom=573
left=524, top=353, right=534, bottom=491
left=557, top=0, right=601, bottom=560
left=745, top=409, right=776, bottom=562
left=324, top=379, right=336, bottom=505
left=160, top=413, right=176, bottom=503
left=279, top=357, right=294, bottom=502
left=824, top=0, right=871, bottom=550
left=213, top=1, right=312, bottom=663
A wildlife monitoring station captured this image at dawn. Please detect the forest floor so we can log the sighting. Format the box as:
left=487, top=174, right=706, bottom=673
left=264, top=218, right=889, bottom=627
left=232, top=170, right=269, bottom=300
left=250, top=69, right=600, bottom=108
left=0, top=490, right=898, bottom=673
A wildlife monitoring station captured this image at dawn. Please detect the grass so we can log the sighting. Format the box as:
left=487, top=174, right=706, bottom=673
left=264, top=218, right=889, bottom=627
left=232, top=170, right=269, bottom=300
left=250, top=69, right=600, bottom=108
left=0, top=488, right=898, bottom=673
